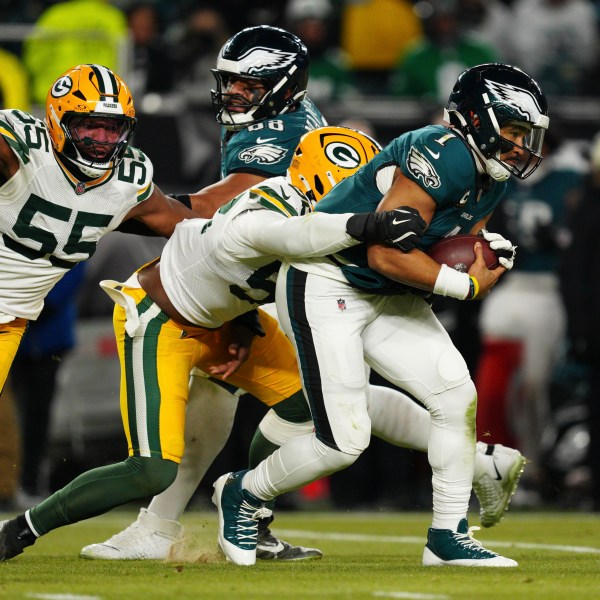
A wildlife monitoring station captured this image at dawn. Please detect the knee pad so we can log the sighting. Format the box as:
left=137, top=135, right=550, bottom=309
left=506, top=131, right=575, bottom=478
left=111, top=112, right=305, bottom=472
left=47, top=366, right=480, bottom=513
left=427, top=379, right=477, bottom=430
left=259, top=409, right=313, bottom=446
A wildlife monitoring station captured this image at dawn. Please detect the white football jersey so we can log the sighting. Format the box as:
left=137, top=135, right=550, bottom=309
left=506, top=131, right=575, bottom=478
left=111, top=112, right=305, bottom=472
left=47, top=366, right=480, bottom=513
left=159, top=176, right=356, bottom=327
left=0, top=109, right=154, bottom=320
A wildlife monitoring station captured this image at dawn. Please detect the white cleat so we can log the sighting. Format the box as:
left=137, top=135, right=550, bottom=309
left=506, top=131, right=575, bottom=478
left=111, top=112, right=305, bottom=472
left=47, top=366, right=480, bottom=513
left=80, top=508, right=183, bottom=560
left=473, top=442, right=527, bottom=528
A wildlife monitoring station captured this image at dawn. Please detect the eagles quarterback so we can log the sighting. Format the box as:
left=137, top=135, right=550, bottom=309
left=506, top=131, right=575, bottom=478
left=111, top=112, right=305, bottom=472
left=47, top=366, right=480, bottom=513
left=212, top=63, right=549, bottom=568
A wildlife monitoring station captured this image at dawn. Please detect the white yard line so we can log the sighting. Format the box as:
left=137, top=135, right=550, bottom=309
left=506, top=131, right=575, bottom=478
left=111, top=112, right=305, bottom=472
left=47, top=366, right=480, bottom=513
left=25, top=594, right=102, bottom=600
left=373, top=593, right=450, bottom=599
left=276, top=529, right=600, bottom=555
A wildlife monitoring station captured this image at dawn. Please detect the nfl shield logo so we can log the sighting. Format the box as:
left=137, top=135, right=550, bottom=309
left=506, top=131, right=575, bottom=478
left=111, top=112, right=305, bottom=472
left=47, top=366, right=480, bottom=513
left=337, top=298, right=346, bottom=311
left=75, top=182, right=86, bottom=195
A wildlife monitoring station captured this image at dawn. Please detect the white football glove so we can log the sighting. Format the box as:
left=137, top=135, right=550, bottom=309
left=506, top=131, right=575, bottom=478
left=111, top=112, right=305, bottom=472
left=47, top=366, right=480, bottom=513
left=479, top=229, right=517, bottom=270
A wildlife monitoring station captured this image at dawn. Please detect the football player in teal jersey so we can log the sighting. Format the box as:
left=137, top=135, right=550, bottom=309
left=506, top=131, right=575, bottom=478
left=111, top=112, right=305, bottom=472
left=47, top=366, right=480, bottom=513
left=212, top=63, right=549, bottom=567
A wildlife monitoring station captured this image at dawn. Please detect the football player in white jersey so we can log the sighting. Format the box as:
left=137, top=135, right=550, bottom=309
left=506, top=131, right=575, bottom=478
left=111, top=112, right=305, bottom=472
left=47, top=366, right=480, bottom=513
left=0, top=63, right=194, bottom=396
left=0, top=126, right=429, bottom=561
left=211, top=64, right=549, bottom=568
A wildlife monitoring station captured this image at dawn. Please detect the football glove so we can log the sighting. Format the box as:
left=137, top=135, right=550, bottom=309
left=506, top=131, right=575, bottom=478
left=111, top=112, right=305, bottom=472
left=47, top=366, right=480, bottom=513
left=347, top=207, right=426, bottom=252
left=478, top=229, right=517, bottom=269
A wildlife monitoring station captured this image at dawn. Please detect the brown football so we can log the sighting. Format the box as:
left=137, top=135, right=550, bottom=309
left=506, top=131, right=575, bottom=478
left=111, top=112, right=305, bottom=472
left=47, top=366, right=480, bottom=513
left=426, top=234, right=499, bottom=272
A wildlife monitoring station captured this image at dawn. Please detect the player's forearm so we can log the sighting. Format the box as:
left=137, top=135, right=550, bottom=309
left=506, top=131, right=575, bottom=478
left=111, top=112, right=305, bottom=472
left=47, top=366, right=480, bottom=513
left=243, top=211, right=359, bottom=258
left=367, top=244, right=439, bottom=292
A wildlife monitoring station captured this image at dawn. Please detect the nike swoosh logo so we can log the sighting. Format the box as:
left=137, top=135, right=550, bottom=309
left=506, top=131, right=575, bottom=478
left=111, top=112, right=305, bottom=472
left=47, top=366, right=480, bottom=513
left=392, top=218, right=411, bottom=225
left=424, top=146, right=440, bottom=159
left=256, top=137, right=277, bottom=143
left=493, top=461, right=502, bottom=481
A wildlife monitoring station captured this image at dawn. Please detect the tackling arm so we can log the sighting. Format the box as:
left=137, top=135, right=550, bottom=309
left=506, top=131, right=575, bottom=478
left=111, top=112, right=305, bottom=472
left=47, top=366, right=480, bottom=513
left=231, top=209, right=359, bottom=258
left=124, top=184, right=199, bottom=238
left=189, top=172, right=266, bottom=218
left=232, top=205, right=425, bottom=259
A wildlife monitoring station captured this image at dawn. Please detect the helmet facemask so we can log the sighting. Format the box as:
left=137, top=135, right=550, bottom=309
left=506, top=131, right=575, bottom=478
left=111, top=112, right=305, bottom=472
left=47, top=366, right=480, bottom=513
left=59, top=113, right=135, bottom=178
left=444, top=63, right=549, bottom=182
left=46, top=64, right=137, bottom=180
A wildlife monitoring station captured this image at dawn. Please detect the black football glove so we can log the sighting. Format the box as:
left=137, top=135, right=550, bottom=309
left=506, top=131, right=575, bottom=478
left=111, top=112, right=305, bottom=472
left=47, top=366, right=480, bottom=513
left=346, top=207, right=426, bottom=252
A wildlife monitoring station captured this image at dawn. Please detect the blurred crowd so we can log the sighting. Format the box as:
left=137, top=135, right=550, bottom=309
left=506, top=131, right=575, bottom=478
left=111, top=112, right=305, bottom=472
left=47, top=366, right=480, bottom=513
left=2, top=0, right=600, bottom=515
left=2, top=0, right=600, bottom=108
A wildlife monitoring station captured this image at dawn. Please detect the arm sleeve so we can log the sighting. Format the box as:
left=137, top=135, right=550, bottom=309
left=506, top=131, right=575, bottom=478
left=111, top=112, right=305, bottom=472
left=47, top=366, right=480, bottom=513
left=230, top=209, right=360, bottom=259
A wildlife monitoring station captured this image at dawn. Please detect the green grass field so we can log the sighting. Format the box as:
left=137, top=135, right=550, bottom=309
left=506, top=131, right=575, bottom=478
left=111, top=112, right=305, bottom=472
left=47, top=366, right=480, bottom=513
left=1, top=509, right=599, bottom=600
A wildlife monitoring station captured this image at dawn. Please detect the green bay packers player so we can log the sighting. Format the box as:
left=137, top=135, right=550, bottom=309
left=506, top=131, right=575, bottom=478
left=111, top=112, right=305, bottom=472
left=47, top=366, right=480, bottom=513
left=0, top=126, right=429, bottom=561
left=0, top=63, right=194, bottom=395
left=83, top=25, right=332, bottom=562
left=82, top=28, right=529, bottom=563
left=212, top=64, right=549, bottom=567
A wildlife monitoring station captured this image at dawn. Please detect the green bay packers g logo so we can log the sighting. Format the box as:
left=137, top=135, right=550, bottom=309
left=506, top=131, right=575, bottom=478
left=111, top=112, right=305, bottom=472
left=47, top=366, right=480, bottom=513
left=324, top=141, right=361, bottom=169
left=51, top=76, right=73, bottom=98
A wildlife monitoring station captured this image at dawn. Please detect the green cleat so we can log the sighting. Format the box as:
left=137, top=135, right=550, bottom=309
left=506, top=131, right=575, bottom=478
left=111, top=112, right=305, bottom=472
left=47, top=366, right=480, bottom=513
left=423, top=518, right=518, bottom=567
left=212, top=470, right=272, bottom=566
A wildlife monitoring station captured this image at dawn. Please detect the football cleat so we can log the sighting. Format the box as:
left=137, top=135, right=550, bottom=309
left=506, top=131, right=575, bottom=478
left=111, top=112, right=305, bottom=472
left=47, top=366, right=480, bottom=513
left=0, top=518, right=36, bottom=561
left=256, top=520, right=323, bottom=561
left=212, top=470, right=272, bottom=566
left=79, top=508, right=183, bottom=560
left=423, top=518, right=518, bottom=567
left=473, top=442, right=527, bottom=528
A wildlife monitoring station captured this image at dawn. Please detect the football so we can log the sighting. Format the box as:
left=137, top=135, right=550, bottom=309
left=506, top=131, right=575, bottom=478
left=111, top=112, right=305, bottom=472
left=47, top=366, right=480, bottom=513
left=426, top=234, right=499, bottom=272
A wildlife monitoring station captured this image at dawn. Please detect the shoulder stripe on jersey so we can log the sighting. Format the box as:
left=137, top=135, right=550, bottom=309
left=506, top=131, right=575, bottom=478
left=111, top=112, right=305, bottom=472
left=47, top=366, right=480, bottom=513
left=137, top=182, right=153, bottom=202
left=0, top=122, right=30, bottom=164
left=249, top=186, right=299, bottom=217
left=89, top=64, right=118, bottom=97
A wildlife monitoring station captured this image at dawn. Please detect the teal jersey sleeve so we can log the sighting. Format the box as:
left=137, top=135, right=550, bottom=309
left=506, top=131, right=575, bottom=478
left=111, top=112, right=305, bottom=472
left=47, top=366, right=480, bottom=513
left=315, top=124, right=508, bottom=293
left=220, top=98, right=326, bottom=179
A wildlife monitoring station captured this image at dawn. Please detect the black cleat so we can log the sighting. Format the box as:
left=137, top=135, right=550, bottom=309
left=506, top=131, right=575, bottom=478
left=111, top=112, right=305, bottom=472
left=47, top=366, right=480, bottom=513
left=0, top=518, right=36, bottom=561
left=256, top=522, right=322, bottom=561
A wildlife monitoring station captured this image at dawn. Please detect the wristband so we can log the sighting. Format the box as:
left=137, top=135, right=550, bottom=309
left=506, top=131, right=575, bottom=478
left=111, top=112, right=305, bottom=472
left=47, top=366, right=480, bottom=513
left=467, top=276, right=480, bottom=300
left=433, top=264, right=470, bottom=299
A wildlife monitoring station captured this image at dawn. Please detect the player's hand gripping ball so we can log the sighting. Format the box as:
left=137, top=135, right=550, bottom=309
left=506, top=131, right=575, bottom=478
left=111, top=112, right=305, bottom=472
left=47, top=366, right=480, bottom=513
left=426, top=234, right=500, bottom=272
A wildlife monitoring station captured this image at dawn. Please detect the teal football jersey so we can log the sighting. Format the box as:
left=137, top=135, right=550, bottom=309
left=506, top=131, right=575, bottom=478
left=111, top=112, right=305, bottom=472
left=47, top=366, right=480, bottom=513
left=316, top=124, right=507, bottom=293
left=220, top=98, right=326, bottom=178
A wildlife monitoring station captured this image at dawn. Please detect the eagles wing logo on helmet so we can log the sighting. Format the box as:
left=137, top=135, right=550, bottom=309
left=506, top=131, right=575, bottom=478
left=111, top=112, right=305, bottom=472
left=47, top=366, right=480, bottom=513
left=239, top=47, right=297, bottom=75
left=484, top=80, right=544, bottom=122
left=239, top=144, right=288, bottom=164
left=407, top=147, right=441, bottom=189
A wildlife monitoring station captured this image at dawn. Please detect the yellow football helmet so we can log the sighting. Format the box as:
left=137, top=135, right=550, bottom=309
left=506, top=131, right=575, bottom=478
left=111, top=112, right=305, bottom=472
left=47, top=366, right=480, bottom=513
left=288, top=126, right=381, bottom=202
left=46, top=64, right=137, bottom=178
